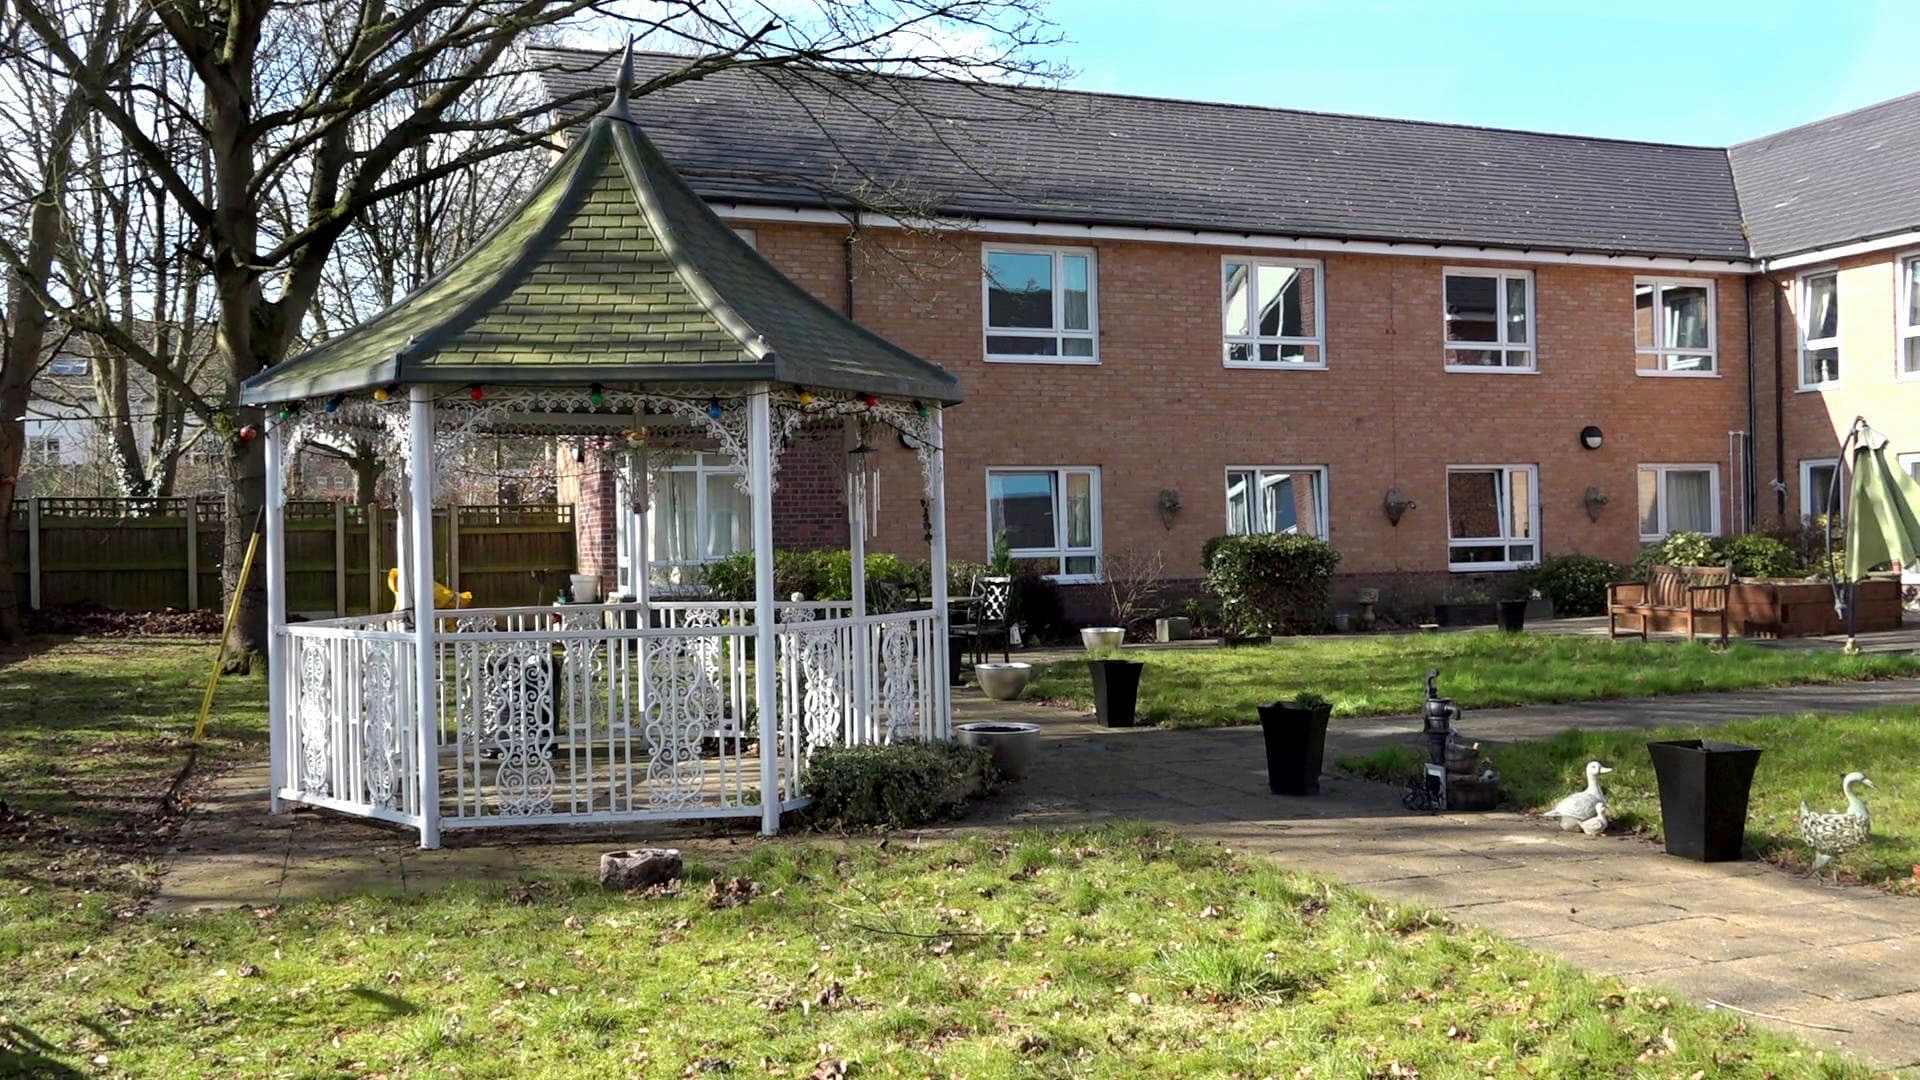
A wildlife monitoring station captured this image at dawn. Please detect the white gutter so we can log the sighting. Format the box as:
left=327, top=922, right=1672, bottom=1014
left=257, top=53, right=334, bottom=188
left=1760, top=229, right=1920, bottom=272
left=713, top=202, right=1758, bottom=275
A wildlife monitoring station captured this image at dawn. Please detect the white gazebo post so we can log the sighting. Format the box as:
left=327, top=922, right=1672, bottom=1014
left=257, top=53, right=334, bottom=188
left=749, top=389, right=780, bottom=835
left=407, top=387, right=442, bottom=848
left=927, top=406, right=951, bottom=737
left=844, top=415, right=869, bottom=742
left=264, top=420, right=288, bottom=813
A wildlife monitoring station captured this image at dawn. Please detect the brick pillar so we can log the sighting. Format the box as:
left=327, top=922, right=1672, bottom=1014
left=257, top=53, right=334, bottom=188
left=575, top=452, right=619, bottom=592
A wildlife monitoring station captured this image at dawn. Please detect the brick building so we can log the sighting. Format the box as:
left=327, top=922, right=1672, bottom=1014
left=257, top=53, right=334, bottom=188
left=537, top=48, right=1920, bottom=614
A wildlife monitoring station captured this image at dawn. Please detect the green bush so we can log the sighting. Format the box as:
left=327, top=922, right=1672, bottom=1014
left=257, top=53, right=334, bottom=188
left=802, top=741, right=998, bottom=829
left=1201, top=533, right=1341, bottom=636
left=701, top=550, right=926, bottom=606
left=1632, top=531, right=1723, bottom=576
left=1722, top=533, right=1805, bottom=579
left=1517, top=554, right=1623, bottom=616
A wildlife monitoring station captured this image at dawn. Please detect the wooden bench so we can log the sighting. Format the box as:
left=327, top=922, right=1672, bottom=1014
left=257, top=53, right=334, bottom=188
left=1607, top=564, right=1732, bottom=644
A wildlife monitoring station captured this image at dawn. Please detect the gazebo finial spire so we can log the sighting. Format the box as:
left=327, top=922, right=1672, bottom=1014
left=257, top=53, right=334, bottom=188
left=603, top=37, right=636, bottom=122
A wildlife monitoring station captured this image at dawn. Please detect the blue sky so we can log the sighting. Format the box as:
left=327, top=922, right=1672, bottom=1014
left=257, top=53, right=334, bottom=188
left=1045, top=0, right=1916, bottom=145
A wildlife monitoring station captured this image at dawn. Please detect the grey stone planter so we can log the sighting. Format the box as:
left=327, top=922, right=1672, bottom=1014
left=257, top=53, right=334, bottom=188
left=955, top=721, right=1041, bottom=780
left=974, top=661, right=1032, bottom=701
left=1155, top=616, right=1192, bottom=642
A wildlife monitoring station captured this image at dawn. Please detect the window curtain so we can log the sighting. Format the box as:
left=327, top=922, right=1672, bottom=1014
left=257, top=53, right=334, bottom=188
left=1667, top=470, right=1712, bottom=534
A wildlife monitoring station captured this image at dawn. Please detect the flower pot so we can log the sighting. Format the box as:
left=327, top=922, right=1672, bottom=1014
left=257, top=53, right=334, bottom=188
left=568, top=573, right=601, bottom=604
left=1331, top=612, right=1354, bottom=633
left=973, top=662, right=1032, bottom=702
left=1433, top=602, right=1497, bottom=627
left=1497, top=599, right=1528, bottom=632
left=1088, top=659, right=1144, bottom=728
left=955, top=721, right=1040, bottom=780
left=1081, top=626, right=1125, bottom=651
left=1647, top=739, right=1763, bottom=862
left=1257, top=701, right=1332, bottom=796
left=1154, top=616, right=1192, bottom=642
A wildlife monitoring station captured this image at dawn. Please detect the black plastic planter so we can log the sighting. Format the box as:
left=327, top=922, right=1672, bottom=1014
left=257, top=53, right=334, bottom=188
left=946, top=633, right=968, bottom=687
left=1258, top=702, right=1332, bottom=795
left=1497, top=599, right=1528, bottom=632
left=1647, top=739, right=1763, bottom=861
left=1089, top=659, right=1143, bottom=728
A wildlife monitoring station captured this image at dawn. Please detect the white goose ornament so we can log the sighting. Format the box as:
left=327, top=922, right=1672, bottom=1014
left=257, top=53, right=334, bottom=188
left=1799, top=772, right=1873, bottom=883
left=1543, top=760, right=1612, bottom=835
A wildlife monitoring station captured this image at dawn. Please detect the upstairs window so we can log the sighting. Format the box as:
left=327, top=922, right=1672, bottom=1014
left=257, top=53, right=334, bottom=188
left=1635, top=279, right=1716, bottom=374
left=1799, top=270, right=1840, bottom=388
left=1225, top=467, right=1329, bottom=539
left=1637, top=464, right=1720, bottom=540
left=1446, top=465, right=1538, bottom=571
left=1901, top=255, right=1920, bottom=378
left=1444, top=268, right=1533, bottom=371
left=983, top=246, right=1096, bottom=362
left=1222, top=257, right=1325, bottom=367
left=987, top=467, right=1101, bottom=580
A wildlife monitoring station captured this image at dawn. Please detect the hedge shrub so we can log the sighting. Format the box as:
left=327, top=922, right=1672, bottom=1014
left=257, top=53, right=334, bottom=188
left=1632, top=531, right=1722, bottom=576
left=1517, top=554, right=1622, bottom=616
left=701, top=550, right=924, bottom=606
left=1722, top=533, right=1804, bottom=579
left=802, top=741, right=998, bottom=829
left=1201, top=533, right=1340, bottom=636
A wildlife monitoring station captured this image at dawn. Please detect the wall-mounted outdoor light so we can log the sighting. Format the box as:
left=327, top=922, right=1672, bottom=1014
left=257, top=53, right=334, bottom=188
left=1157, top=489, right=1181, bottom=530
left=1583, top=485, right=1610, bottom=523
left=1383, top=487, right=1416, bottom=526
left=1579, top=425, right=1605, bottom=450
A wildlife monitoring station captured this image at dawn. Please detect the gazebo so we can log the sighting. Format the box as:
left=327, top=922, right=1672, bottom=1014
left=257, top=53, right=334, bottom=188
left=240, top=51, right=962, bottom=849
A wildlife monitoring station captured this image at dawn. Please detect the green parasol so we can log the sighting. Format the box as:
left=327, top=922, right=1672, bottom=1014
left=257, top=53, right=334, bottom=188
left=1827, top=418, right=1920, bottom=650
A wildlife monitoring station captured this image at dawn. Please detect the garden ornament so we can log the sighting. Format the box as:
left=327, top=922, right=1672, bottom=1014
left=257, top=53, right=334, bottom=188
left=1799, top=771, right=1873, bottom=883
left=1157, top=489, right=1181, bottom=530
left=1542, top=760, right=1612, bottom=834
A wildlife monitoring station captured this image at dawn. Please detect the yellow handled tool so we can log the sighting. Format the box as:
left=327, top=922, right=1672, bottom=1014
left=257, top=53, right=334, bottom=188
left=191, top=518, right=262, bottom=746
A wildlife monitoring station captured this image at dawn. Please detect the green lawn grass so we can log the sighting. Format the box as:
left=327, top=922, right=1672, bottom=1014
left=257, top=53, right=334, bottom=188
left=1028, top=631, right=1920, bottom=728
left=1492, top=708, right=1920, bottom=892
left=0, top=637, right=1882, bottom=1076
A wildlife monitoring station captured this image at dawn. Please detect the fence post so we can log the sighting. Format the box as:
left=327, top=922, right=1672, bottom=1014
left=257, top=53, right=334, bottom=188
left=367, top=503, right=380, bottom=613
left=447, top=504, right=461, bottom=601
left=184, top=498, right=199, bottom=609
left=333, top=500, right=347, bottom=617
left=27, top=496, right=41, bottom=611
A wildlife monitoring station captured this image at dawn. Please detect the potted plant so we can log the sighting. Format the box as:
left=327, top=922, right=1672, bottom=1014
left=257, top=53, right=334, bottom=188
left=1088, top=654, right=1144, bottom=728
left=1433, top=583, right=1495, bottom=627
left=1153, top=613, right=1192, bottom=642
left=1258, top=691, right=1333, bottom=795
left=955, top=721, right=1041, bottom=780
left=1497, top=581, right=1534, bottom=633
left=1646, top=738, right=1764, bottom=861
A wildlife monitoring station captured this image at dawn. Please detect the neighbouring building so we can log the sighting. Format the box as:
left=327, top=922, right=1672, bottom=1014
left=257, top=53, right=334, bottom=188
left=534, top=47, right=1920, bottom=615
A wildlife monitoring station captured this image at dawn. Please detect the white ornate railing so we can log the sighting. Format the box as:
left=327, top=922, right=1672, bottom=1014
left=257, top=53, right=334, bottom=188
left=273, top=598, right=940, bottom=836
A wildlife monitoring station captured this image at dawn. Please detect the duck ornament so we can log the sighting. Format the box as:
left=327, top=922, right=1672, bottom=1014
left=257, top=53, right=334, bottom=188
left=1799, top=772, right=1873, bottom=883
left=1543, top=760, right=1612, bottom=836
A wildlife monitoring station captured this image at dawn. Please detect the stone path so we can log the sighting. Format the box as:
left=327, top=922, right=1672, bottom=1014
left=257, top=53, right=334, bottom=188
left=154, top=679, right=1920, bottom=1072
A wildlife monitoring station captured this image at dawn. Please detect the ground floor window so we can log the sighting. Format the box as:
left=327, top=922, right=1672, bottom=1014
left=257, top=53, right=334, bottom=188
left=1446, top=465, right=1538, bottom=570
left=986, top=467, right=1100, bottom=580
left=1800, top=458, right=1840, bottom=522
left=1637, top=464, right=1719, bottom=540
left=647, top=452, right=750, bottom=588
left=1225, top=466, right=1329, bottom=539
left=1900, top=452, right=1920, bottom=485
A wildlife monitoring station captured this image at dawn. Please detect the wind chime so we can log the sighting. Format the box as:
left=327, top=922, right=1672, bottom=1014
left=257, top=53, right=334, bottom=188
left=847, top=414, right=880, bottom=541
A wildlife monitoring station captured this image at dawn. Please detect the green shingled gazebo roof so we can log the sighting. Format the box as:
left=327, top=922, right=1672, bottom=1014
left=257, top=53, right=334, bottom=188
left=240, top=70, right=961, bottom=408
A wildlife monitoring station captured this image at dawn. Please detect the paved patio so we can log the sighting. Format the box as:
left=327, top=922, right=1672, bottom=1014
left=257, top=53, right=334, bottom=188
left=155, top=678, right=1920, bottom=1072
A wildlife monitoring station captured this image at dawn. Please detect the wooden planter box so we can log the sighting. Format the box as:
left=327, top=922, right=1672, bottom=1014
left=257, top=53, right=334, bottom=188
left=1725, top=577, right=1902, bottom=638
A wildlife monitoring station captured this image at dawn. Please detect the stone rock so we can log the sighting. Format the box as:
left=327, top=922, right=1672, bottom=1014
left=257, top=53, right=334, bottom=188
left=599, top=847, right=682, bottom=890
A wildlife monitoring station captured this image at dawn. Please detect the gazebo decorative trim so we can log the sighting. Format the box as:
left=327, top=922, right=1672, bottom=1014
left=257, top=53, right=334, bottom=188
left=247, top=45, right=962, bottom=850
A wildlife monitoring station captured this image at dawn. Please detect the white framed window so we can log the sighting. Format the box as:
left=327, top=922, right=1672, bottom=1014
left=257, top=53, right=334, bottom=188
left=982, top=245, right=1096, bottom=363
left=1637, top=464, right=1721, bottom=541
left=1898, top=452, right=1920, bottom=485
left=1446, top=465, right=1538, bottom=571
left=1225, top=466, right=1329, bottom=539
left=1222, top=257, right=1325, bottom=368
left=1798, top=269, right=1840, bottom=388
left=986, top=467, right=1100, bottom=581
left=1899, top=254, right=1920, bottom=379
left=1443, top=268, right=1533, bottom=371
left=647, top=451, right=751, bottom=588
left=1635, top=278, right=1717, bottom=375
left=46, top=357, right=88, bottom=377
left=732, top=226, right=758, bottom=248
left=24, top=435, right=60, bottom=467
left=1800, top=458, right=1841, bottom=522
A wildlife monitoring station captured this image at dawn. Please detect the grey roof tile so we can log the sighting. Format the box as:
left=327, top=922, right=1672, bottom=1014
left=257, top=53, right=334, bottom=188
left=1730, top=91, right=1920, bottom=258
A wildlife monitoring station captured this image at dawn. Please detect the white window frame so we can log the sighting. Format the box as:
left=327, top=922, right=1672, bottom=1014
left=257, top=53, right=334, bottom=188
left=1636, top=463, right=1722, bottom=541
left=1445, top=464, right=1540, bottom=572
left=981, top=244, right=1098, bottom=365
left=1800, top=458, right=1841, bottom=522
left=645, top=451, right=750, bottom=588
left=1442, top=267, right=1535, bottom=373
left=1223, top=466, right=1331, bottom=540
left=1634, top=277, right=1718, bottom=376
left=1898, top=252, right=1920, bottom=381
left=24, top=434, right=60, bottom=467
left=1221, top=255, right=1327, bottom=370
left=1798, top=268, right=1841, bottom=390
left=1898, top=452, right=1920, bottom=484
left=985, top=466, right=1102, bottom=582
